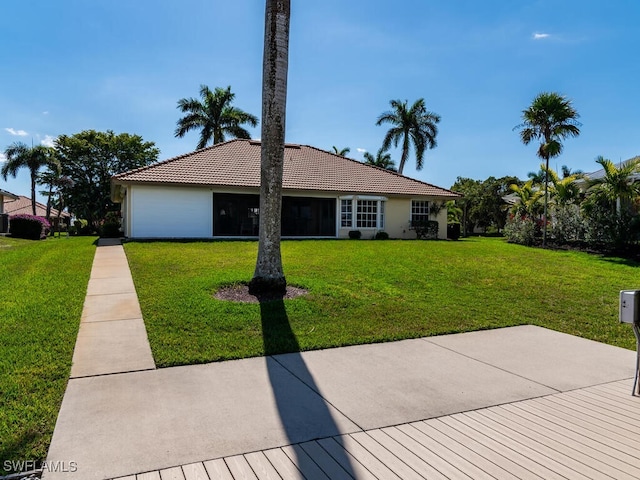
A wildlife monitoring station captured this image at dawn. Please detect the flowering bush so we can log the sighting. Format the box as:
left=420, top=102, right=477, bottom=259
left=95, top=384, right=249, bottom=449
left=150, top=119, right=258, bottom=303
left=9, top=214, right=51, bottom=240
left=550, top=204, right=585, bottom=244
left=503, top=215, right=536, bottom=246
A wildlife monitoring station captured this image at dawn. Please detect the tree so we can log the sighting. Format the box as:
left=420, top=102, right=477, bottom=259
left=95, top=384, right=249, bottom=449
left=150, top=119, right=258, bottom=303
left=175, top=85, right=258, bottom=149
left=1, top=142, right=56, bottom=215
left=582, top=156, right=640, bottom=248
left=363, top=148, right=397, bottom=171
left=37, top=158, right=63, bottom=222
left=451, top=175, right=520, bottom=235
left=331, top=146, right=350, bottom=156
left=508, top=180, right=544, bottom=218
left=248, top=0, right=290, bottom=296
left=55, top=130, right=159, bottom=230
left=561, top=165, right=583, bottom=179
left=376, top=98, right=440, bottom=175
left=541, top=164, right=583, bottom=206
left=514, top=92, right=581, bottom=246
left=587, top=156, right=640, bottom=214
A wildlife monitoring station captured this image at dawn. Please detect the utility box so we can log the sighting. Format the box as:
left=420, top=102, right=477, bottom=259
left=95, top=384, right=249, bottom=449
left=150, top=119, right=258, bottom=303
left=619, top=290, right=640, bottom=324
left=619, top=290, right=640, bottom=396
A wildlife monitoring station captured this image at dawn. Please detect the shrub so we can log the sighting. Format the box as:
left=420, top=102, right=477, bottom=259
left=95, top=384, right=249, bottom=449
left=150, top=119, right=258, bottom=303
left=412, top=220, right=439, bottom=239
left=9, top=214, right=50, bottom=240
left=550, top=204, right=585, bottom=245
left=374, top=231, right=389, bottom=240
left=100, top=212, right=122, bottom=238
left=348, top=230, right=362, bottom=239
left=72, top=219, right=93, bottom=235
left=503, top=215, right=536, bottom=246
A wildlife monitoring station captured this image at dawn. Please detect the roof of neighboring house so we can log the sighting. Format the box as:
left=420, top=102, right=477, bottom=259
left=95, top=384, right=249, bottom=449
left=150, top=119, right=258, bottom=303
left=112, top=139, right=460, bottom=199
left=0, top=188, right=19, bottom=200
left=584, top=156, right=640, bottom=181
left=3, top=195, right=71, bottom=218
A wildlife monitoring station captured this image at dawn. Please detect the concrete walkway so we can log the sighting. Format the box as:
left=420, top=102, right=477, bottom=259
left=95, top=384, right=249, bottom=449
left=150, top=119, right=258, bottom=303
left=43, top=241, right=638, bottom=480
left=69, top=238, right=155, bottom=378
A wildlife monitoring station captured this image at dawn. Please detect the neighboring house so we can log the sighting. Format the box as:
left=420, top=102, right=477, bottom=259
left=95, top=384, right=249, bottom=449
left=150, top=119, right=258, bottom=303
left=0, top=188, right=19, bottom=233
left=3, top=195, right=71, bottom=230
left=583, top=156, right=640, bottom=182
left=111, top=139, right=460, bottom=239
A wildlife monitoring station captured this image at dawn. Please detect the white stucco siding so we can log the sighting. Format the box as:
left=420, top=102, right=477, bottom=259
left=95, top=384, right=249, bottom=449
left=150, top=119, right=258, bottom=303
left=129, top=185, right=212, bottom=238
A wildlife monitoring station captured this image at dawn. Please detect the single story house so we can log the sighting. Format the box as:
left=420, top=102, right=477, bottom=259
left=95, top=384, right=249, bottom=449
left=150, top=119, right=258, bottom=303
left=111, top=139, right=460, bottom=240
left=0, top=188, right=19, bottom=233
left=3, top=195, right=71, bottom=230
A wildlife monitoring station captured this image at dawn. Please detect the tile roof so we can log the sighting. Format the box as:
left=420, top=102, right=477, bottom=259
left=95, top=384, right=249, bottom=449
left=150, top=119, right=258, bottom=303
left=3, top=195, right=70, bottom=218
left=584, top=156, right=640, bottom=181
left=0, top=188, right=18, bottom=200
left=113, top=139, right=460, bottom=198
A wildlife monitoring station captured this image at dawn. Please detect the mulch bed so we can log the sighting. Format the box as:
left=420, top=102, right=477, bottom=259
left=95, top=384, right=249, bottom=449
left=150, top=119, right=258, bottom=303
left=214, top=284, right=308, bottom=303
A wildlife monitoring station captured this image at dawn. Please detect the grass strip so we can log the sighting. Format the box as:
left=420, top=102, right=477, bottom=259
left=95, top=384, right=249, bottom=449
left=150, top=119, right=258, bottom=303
left=0, top=236, right=96, bottom=472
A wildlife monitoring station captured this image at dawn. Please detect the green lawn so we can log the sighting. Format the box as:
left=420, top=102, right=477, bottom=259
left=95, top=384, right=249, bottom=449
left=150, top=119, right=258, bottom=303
left=124, top=237, right=639, bottom=368
left=0, top=236, right=96, bottom=473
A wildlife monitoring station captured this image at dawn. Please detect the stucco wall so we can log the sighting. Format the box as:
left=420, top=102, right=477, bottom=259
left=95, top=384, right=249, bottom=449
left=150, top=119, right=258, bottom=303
left=337, top=197, right=448, bottom=240
left=122, top=185, right=449, bottom=240
left=128, top=185, right=213, bottom=238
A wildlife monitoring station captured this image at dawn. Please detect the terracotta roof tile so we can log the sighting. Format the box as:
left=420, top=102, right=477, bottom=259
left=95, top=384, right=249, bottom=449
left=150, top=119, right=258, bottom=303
left=3, top=195, right=70, bottom=218
left=113, top=139, right=459, bottom=198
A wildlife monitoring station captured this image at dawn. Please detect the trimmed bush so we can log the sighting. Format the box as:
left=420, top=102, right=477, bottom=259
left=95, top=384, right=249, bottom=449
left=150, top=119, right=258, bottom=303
left=9, top=214, right=50, bottom=240
left=374, top=231, right=389, bottom=240
left=503, top=215, right=536, bottom=246
left=412, top=220, right=439, bottom=239
left=100, top=212, right=122, bottom=238
left=348, top=230, right=362, bottom=239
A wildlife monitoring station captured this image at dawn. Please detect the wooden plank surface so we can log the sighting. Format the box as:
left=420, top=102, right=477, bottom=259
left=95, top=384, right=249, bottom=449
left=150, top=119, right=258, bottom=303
left=107, top=380, right=640, bottom=480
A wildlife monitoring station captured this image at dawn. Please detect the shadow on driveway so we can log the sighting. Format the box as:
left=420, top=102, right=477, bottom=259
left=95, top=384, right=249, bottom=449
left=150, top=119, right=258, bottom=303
left=260, top=298, right=357, bottom=478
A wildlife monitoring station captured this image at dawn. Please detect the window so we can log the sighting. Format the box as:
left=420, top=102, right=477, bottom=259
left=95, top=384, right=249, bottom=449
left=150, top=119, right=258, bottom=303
left=340, top=196, right=386, bottom=229
left=411, top=200, right=430, bottom=226
left=340, top=199, right=352, bottom=227
left=357, top=200, right=378, bottom=228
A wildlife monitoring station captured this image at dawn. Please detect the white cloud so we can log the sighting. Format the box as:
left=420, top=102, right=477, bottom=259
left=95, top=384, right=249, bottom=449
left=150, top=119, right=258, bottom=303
left=533, top=32, right=551, bottom=40
left=42, top=111, right=49, bottom=115
left=356, top=148, right=367, bottom=153
left=0, top=153, right=6, bottom=163
left=5, top=127, right=28, bottom=136
left=40, top=135, right=56, bottom=147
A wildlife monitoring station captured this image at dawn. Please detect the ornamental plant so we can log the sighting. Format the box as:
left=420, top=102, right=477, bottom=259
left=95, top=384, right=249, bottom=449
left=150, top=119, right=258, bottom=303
left=9, top=214, right=51, bottom=240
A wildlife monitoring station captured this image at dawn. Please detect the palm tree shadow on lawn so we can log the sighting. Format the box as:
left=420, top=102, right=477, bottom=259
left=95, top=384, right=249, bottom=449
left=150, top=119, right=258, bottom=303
left=259, top=297, right=356, bottom=478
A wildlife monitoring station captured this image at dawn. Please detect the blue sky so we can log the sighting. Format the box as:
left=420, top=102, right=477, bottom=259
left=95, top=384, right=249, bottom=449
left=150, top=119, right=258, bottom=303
left=2, top=0, right=639, bottom=200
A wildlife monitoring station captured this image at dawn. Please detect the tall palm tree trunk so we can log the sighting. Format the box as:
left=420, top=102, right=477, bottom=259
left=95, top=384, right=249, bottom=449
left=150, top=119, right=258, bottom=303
left=543, top=156, right=549, bottom=246
left=30, top=174, right=37, bottom=215
left=249, top=0, right=290, bottom=296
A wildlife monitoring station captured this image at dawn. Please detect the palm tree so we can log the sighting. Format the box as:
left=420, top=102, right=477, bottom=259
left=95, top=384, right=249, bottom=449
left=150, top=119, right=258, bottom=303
left=1, top=142, right=56, bottom=215
left=539, top=164, right=582, bottom=206
left=363, top=148, right=397, bottom=171
left=331, top=146, right=350, bottom=156
left=508, top=180, right=544, bottom=218
left=175, top=85, right=258, bottom=149
left=561, top=165, right=583, bottom=179
left=248, top=0, right=290, bottom=296
left=514, top=92, right=581, bottom=246
left=587, top=156, right=640, bottom=214
left=37, top=157, right=63, bottom=221
left=376, top=98, right=440, bottom=174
